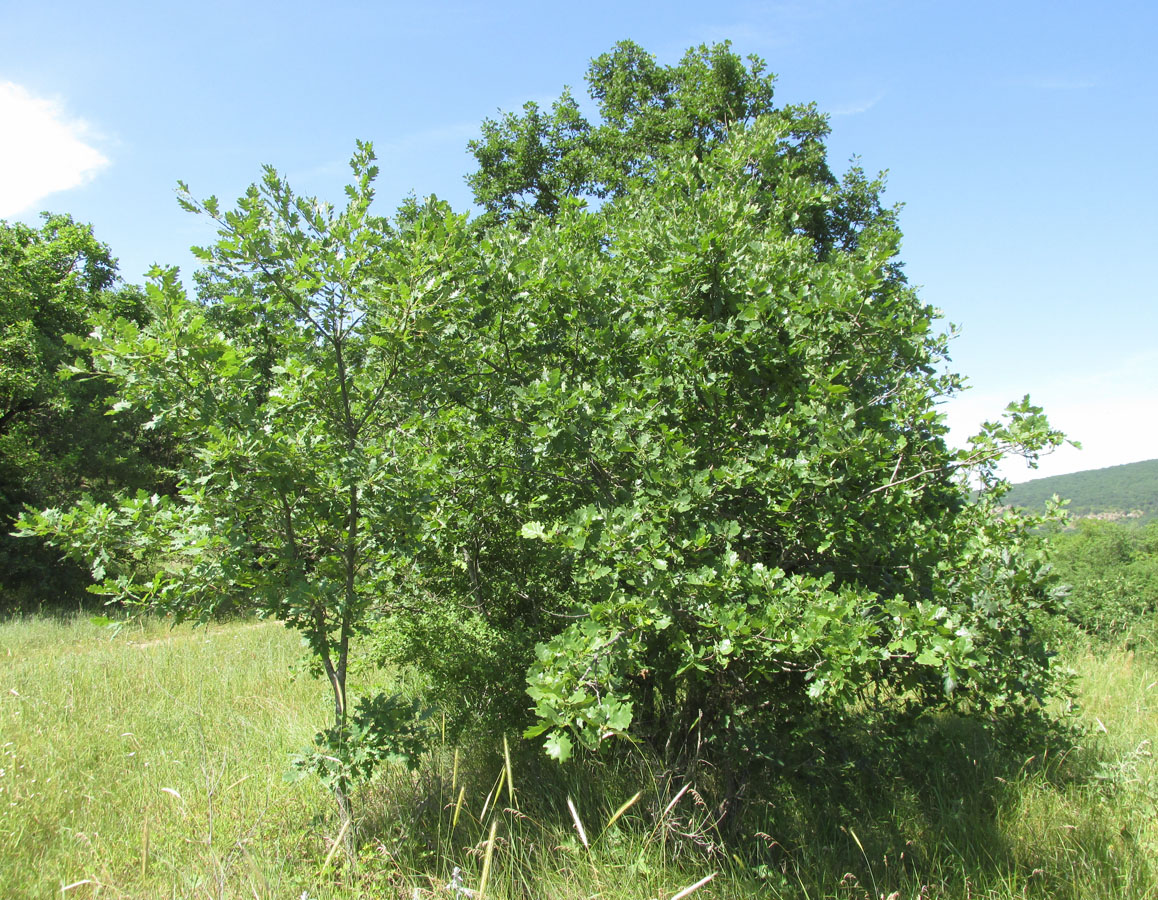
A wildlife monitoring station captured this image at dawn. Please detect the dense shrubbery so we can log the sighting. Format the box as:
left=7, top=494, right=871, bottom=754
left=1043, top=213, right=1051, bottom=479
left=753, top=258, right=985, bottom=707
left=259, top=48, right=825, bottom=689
left=383, top=41, right=1068, bottom=766
left=20, top=41, right=1069, bottom=834
left=1050, top=521, right=1158, bottom=644
left=0, top=215, right=167, bottom=611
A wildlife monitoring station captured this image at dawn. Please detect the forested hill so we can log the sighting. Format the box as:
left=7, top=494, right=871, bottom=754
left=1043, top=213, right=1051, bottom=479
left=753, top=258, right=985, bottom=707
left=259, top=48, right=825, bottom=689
left=1004, top=458, right=1158, bottom=522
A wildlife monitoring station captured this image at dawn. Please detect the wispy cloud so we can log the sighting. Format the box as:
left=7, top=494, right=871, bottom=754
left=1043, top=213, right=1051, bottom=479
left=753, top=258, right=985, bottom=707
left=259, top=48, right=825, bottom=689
left=692, top=22, right=785, bottom=49
left=0, top=82, right=109, bottom=217
left=829, top=91, right=886, bottom=117
left=1013, top=75, right=1098, bottom=91
left=289, top=121, right=479, bottom=186
left=694, top=0, right=863, bottom=52
left=379, top=120, right=479, bottom=155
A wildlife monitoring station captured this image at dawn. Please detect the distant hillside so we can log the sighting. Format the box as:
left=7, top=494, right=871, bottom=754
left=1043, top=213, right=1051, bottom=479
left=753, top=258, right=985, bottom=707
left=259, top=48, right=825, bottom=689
left=1003, top=459, right=1158, bottom=522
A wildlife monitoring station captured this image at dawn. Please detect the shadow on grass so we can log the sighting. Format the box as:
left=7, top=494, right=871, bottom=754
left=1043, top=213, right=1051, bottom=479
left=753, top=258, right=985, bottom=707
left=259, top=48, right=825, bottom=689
left=729, top=711, right=1152, bottom=899
left=345, top=705, right=1155, bottom=900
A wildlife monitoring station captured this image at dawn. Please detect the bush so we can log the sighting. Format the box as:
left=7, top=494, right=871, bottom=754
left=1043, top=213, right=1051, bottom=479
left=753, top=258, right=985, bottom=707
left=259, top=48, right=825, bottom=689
left=384, top=42, right=1070, bottom=767
left=1050, top=520, right=1158, bottom=643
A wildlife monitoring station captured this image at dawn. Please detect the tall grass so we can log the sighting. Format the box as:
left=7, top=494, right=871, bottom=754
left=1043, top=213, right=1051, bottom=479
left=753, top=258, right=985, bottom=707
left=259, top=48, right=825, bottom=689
left=0, top=616, right=332, bottom=898
left=1, top=615, right=1155, bottom=899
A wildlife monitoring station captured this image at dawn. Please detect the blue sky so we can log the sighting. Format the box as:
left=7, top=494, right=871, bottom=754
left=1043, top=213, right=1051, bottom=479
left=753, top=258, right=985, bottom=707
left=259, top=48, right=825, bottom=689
left=2, top=0, right=1154, bottom=482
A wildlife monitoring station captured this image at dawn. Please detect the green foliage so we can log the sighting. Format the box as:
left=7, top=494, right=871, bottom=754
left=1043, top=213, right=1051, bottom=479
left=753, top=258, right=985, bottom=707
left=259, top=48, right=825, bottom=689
left=467, top=40, right=793, bottom=224
left=1048, top=520, right=1158, bottom=642
left=390, top=42, right=1070, bottom=766
left=20, top=42, right=1071, bottom=807
left=18, top=145, right=474, bottom=825
left=1004, top=458, right=1158, bottom=522
left=0, top=214, right=160, bottom=608
left=289, top=692, right=430, bottom=793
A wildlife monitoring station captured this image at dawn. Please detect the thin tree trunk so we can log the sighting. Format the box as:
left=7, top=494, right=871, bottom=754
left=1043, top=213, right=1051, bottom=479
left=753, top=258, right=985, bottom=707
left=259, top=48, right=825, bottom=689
left=316, top=611, right=356, bottom=863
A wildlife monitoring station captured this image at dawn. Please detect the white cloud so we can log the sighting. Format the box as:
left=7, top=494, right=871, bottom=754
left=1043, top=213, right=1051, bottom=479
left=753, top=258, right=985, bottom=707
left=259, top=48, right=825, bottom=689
left=0, top=82, right=110, bottom=217
left=999, top=74, right=1098, bottom=92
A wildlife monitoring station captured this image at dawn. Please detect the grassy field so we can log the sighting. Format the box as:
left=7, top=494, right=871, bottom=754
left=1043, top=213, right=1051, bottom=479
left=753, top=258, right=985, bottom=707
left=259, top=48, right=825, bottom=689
left=2, top=615, right=1156, bottom=899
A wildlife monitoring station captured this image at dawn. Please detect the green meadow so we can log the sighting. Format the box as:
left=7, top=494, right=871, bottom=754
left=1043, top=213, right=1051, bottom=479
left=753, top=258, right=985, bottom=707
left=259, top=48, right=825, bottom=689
left=2, top=614, right=1155, bottom=900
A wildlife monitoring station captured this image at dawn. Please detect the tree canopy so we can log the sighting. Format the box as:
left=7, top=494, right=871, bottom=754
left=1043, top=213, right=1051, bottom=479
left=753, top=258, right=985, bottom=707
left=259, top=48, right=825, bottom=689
left=467, top=41, right=808, bottom=224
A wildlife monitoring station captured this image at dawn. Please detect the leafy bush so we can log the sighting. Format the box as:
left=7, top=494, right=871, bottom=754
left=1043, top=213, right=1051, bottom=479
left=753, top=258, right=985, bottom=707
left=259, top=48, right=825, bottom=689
left=385, top=42, right=1070, bottom=765
left=289, top=692, right=431, bottom=793
left=21, top=43, right=1070, bottom=823
left=1050, top=521, right=1158, bottom=643
left=18, top=152, right=475, bottom=835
